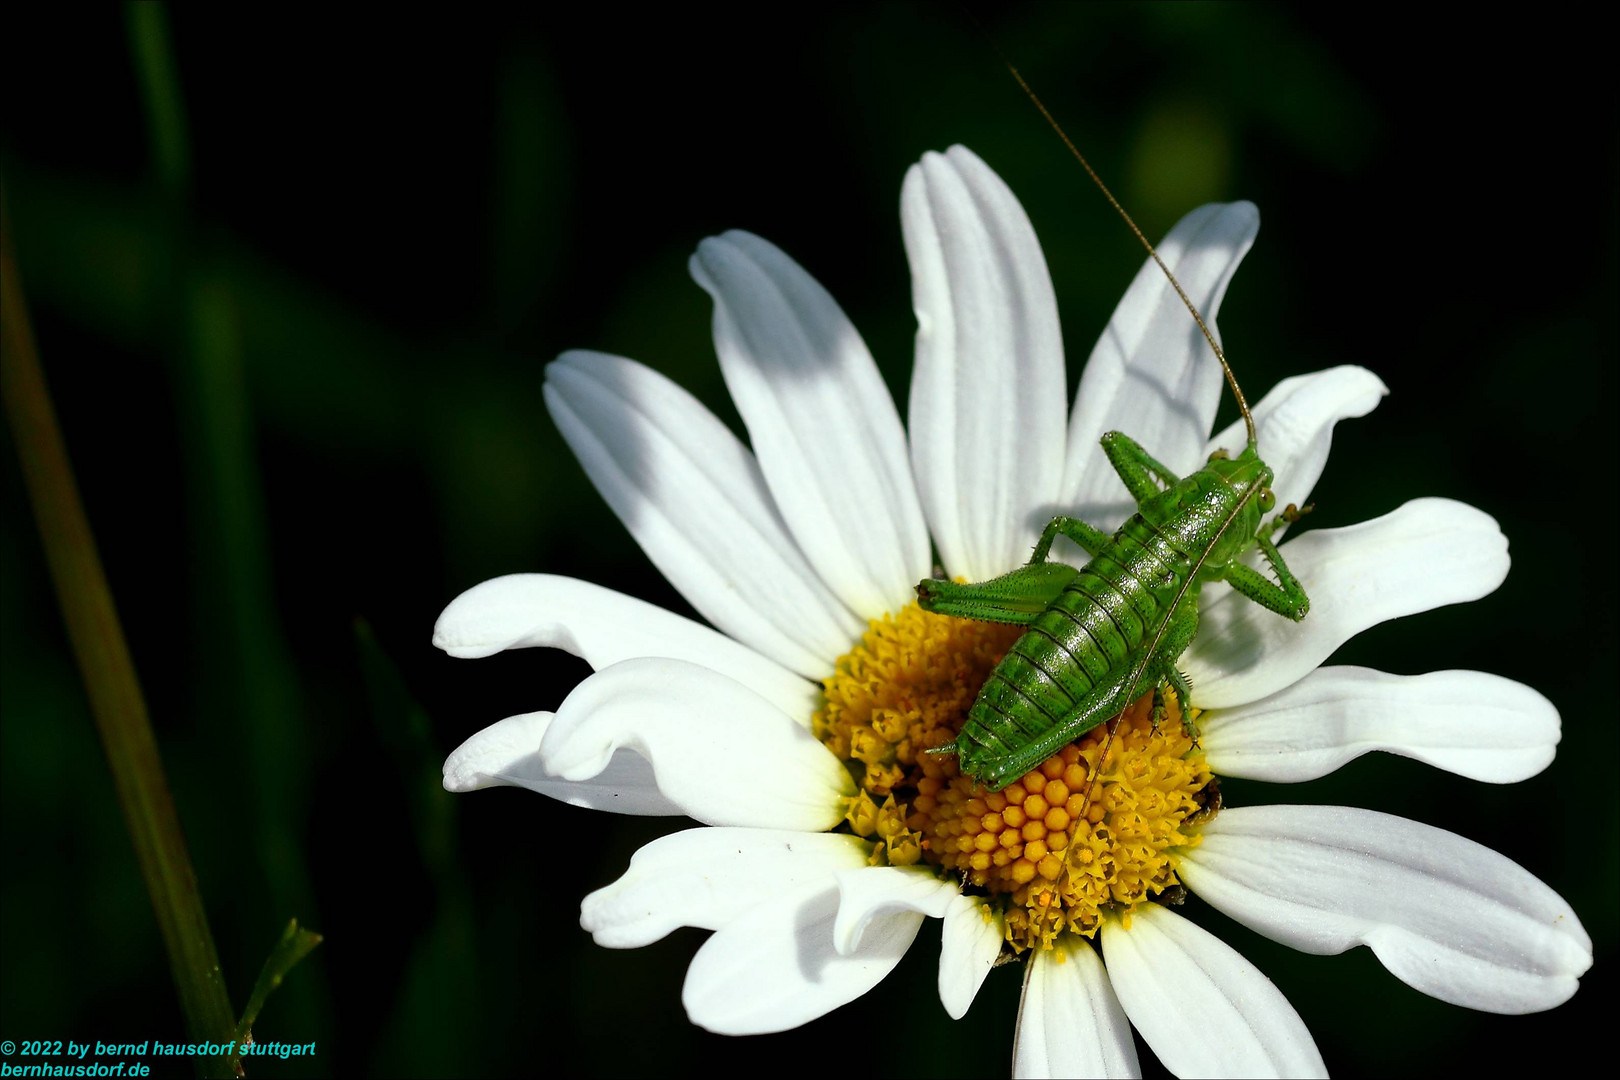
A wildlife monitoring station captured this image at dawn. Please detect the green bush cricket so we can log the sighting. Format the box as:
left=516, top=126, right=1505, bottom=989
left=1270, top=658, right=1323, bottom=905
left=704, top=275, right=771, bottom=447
left=917, top=63, right=1312, bottom=796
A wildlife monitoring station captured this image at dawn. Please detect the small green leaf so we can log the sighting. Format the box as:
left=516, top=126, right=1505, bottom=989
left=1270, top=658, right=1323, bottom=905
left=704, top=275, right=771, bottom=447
left=234, top=919, right=323, bottom=1046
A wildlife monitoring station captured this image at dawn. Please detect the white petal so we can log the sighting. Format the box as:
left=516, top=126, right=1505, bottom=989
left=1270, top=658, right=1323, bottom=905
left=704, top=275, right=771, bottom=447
left=1201, top=666, right=1560, bottom=783
left=440, top=711, right=679, bottom=815
left=1205, top=365, right=1388, bottom=535
left=433, top=573, right=818, bottom=719
left=682, top=881, right=921, bottom=1035
left=1102, top=904, right=1326, bottom=1078
left=1065, top=202, right=1260, bottom=531
left=1013, top=938, right=1139, bottom=1080
left=691, top=232, right=930, bottom=618
left=1185, top=498, right=1510, bottom=708
left=545, top=350, right=861, bottom=676
left=581, top=827, right=869, bottom=948
left=832, top=865, right=958, bottom=955
left=939, top=895, right=1005, bottom=1020
left=538, top=658, right=853, bottom=830
left=1179, top=805, right=1593, bottom=1013
left=903, top=145, right=1068, bottom=582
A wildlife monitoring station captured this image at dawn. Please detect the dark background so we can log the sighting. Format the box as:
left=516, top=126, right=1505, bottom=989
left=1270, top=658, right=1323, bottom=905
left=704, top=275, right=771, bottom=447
left=3, top=4, right=1614, bottom=1076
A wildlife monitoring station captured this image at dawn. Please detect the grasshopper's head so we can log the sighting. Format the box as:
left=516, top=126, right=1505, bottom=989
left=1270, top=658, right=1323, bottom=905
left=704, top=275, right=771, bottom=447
left=1202, top=443, right=1276, bottom=564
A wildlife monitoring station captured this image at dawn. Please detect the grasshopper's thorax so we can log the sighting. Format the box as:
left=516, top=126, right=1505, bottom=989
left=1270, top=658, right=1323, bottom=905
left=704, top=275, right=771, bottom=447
left=1145, top=444, right=1274, bottom=575
left=813, top=601, right=1217, bottom=955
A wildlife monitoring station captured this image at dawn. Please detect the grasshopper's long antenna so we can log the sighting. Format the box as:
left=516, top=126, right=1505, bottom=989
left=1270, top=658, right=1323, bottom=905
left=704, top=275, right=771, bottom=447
left=1001, top=58, right=1257, bottom=448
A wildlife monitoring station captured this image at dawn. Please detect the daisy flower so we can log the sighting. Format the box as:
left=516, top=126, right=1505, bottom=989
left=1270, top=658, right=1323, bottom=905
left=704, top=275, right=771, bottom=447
left=435, top=146, right=1591, bottom=1076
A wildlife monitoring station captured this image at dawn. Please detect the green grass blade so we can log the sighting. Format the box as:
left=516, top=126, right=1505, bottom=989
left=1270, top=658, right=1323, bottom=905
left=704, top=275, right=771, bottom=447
left=1, top=200, right=237, bottom=1078
left=125, top=2, right=191, bottom=198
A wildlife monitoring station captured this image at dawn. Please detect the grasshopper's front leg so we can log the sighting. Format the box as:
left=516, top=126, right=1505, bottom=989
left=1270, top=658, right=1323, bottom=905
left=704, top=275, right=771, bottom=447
left=1101, top=431, right=1182, bottom=502
left=1222, top=532, right=1310, bottom=621
left=1027, top=431, right=1179, bottom=564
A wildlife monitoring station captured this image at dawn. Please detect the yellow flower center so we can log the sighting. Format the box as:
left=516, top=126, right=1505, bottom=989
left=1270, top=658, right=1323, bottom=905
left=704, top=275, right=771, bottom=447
left=813, top=600, right=1216, bottom=954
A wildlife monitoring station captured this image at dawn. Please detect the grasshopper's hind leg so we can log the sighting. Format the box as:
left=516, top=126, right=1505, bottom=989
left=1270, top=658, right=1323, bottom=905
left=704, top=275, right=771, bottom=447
left=923, top=511, right=1116, bottom=624
left=916, top=561, right=1079, bottom=626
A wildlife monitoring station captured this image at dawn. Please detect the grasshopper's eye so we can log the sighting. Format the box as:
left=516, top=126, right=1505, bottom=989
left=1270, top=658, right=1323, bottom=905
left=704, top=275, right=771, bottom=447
left=1259, top=488, right=1276, bottom=513
left=1207, top=447, right=1230, bottom=462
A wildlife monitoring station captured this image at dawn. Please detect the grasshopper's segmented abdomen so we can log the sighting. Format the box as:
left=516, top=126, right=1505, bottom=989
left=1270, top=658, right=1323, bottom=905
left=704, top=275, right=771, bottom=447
left=957, top=514, right=1195, bottom=789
